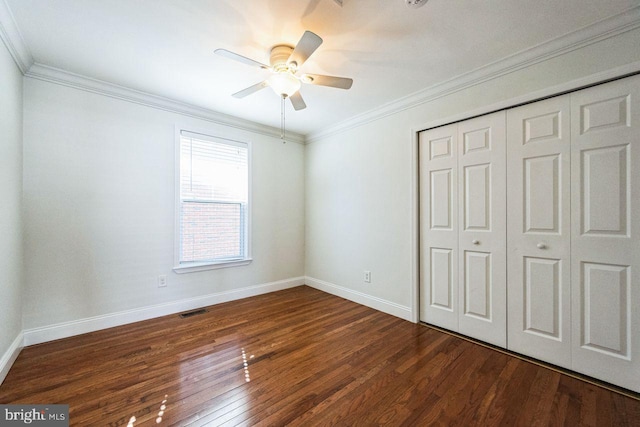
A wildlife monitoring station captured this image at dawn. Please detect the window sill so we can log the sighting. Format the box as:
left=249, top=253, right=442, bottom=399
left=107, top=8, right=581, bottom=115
left=173, top=258, right=253, bottom=274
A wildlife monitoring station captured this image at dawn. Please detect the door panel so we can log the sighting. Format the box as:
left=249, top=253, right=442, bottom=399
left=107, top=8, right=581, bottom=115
left=507, top=95, right=572, bottom=368
left=430, top=248, right=454, bottom=310
left=581, top=262, right=629, bottom=358
left=581, top=145, right=629, bottom=236
left=463, top=164, right=491, bottom=231
left=524, top=155, right=560, bottom=233
left=463, top=127, right=491, bottom=153
left=525, top=111, right=561, bottom=143
left=581, top=95, right=629, bottom=133
left=463, top=250, right=491, bottom=320
left=419, top=124, right=459, bottom=330
left=524, top=256, right=562, bottom=339
left=571, top=74, right=640, bottom=392
left=430, top=169, right=453, bottom=230
left=457, top=111, right=506, bottom=347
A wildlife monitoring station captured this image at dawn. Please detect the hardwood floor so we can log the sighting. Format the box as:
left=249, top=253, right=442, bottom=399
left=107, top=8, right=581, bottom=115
left=1, top=286, right=639, bottom=426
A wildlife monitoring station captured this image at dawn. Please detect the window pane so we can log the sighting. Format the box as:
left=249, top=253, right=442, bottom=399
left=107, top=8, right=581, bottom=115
left=179, top=134, right=248, bottom=264
left=180, top=137, right=248, bottom=202
left=180, top=201, right=244, bottom=262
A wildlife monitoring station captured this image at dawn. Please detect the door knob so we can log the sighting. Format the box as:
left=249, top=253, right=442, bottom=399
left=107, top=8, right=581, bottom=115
left=537, top=242, right=547, bottom=249
left=472, top=239, right=480, bottom=245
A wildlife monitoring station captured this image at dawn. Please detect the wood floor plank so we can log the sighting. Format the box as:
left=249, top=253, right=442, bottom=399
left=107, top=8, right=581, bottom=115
left=1, top=286, right=638, bottom=426
left=516, top=368, right=561, bottom=427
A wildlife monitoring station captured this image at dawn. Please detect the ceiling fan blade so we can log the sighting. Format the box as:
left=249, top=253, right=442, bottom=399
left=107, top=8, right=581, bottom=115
left=302, top=74, right=353, bottom=90
left=232, top=81, right=269, bottom=98
left=288, top=31, right=323, bottom=68
left=215, top=49, right=270, bottom=69
left=289, top=91, right=307, bottom=111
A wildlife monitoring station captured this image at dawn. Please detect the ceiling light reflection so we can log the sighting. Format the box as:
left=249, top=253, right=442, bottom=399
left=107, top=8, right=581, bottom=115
left=241, top=348, right=252, bottom=382
left=156, top=395, right=168, bottom=424
left=124, top=394, right=169, bottom=426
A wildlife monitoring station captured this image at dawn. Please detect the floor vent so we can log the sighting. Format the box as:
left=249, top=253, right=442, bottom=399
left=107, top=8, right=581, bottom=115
left=179, top=308, right=207, bottom=318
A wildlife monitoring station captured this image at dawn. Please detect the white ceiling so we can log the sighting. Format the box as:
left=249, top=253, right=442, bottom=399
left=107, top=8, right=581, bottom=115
left=5, top=0, right=638, bottom=135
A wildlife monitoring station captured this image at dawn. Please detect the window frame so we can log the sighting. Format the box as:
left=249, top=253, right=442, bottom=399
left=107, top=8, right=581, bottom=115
left=173, top=126, right=252, bottom=273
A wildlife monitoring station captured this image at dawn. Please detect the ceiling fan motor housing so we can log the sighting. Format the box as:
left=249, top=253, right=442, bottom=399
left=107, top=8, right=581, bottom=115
left=270, top=45, right=296, bottom=72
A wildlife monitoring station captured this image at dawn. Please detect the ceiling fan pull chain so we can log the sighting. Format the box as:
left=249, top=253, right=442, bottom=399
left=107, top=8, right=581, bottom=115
left=281, top=95, right=286, bottom=144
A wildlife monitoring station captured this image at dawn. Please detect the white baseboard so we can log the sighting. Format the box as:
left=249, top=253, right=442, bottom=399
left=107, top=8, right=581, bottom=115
left=23, top=277, right=305, bottom=346
left=305, top=276, right=413, bottom=322
left=0, top=331, right=23, bottom=385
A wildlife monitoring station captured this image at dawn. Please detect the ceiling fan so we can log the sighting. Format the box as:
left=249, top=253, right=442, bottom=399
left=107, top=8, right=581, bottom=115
left=214, top=31, right=353, bottom=112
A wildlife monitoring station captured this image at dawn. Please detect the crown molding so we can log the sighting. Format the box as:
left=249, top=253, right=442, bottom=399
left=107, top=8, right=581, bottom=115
left=24, top=63, right=306, bottom=144
left=306, top=6, right=640, bottom=143
left=6, top=2, right=639, bottom=145
left=0, top=0, right=33, bottom=73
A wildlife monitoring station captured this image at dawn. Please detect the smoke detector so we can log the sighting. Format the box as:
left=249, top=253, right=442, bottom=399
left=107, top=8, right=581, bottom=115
left=406, top=0, right=428, bottom=8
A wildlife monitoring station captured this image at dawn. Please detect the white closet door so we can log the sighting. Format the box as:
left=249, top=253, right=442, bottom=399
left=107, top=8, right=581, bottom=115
left=419, top=124, right=459, bottom=330
left=571, top=74, right=640, bottom=392
left=506, top=96, right=572, bottom=368
left=457, top=112, right=507, bottom=347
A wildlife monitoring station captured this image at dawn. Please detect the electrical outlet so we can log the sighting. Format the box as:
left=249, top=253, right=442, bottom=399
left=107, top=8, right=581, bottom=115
left=364, top=271, right=371, bottom=283
left=158, top=275, right=167, bottom=288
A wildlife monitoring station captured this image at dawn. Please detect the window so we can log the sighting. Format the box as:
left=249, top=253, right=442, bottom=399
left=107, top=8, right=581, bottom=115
left=174, top=129, right=251, bottom=272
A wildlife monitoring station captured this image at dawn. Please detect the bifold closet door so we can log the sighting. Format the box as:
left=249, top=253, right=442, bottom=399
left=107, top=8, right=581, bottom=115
left=457, top=112, right=507, bottom=347
left=419, top=112, right=506, bottom=348
left=419, top=124, right=459, bottom=331
left=506, top=95, right=572, bottom=369
left=570, top=74, right=640, bottom=392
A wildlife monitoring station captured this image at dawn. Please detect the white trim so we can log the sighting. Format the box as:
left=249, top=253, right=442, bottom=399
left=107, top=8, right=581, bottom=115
left=23, top=277, right=305, bottom=346
left=305, top=276, right=413, bottom=322
left=0, top=331, right=23, bottom=385
left=173, top=258, right=253, bottom=274
left=409, top=127, right=420, bottom=323
left=180, top=130, right=248, bottom=148
left=24, top=63, right=306, bottom=145
left=0, top=0, right=33, bottom=73
left=306, top=6, right=640, bottom=143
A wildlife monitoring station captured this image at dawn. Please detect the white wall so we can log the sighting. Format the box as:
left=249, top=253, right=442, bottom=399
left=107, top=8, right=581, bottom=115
left=22, top=78, right=305, bottom=336
left=305, top=27, right=640, bottom=320
left=0, top=38, right=24, bottom=380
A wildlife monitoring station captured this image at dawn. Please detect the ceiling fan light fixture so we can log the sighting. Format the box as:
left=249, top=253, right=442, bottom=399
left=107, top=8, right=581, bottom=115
left=268, top=72, right=301, bottom=98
